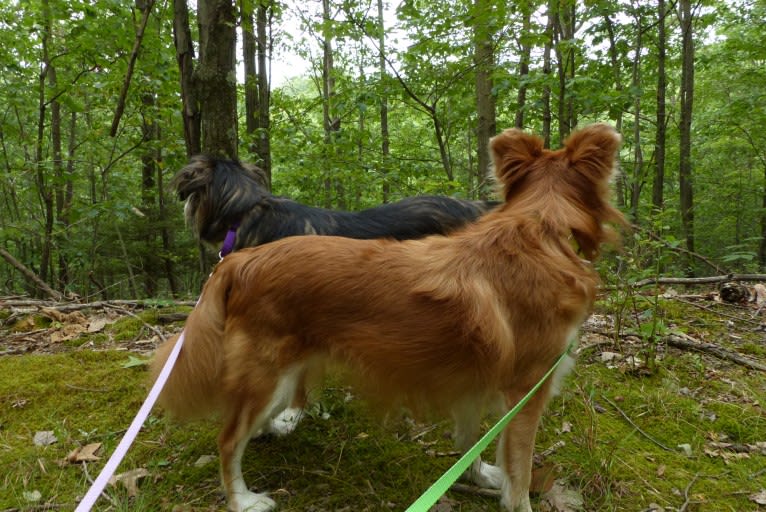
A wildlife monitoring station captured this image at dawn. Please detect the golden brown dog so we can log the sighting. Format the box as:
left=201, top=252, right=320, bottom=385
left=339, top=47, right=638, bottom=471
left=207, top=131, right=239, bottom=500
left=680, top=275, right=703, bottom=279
left=151, top=124, right=624, bottom=512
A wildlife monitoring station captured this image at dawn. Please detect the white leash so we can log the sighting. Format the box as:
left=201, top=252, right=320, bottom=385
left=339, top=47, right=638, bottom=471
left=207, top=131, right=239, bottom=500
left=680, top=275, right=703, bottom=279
left=75, top=328, right=186, bottom=511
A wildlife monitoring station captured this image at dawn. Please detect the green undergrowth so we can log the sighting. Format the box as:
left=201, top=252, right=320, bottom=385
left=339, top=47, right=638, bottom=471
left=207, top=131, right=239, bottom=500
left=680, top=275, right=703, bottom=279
left=1, top=300, right=765, bottom=511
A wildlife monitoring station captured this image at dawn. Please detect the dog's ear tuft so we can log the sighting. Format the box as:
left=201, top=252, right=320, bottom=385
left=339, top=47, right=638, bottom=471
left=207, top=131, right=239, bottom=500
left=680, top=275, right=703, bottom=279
left=490, top=128, right=544, bottom=190
left=564, top=124, right=621, bottom=179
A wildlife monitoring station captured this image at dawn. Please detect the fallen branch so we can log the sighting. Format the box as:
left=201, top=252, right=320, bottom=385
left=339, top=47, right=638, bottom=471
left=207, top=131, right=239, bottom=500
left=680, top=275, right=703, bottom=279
left=631, top=274, right=766, bottom=289
left=0, top=248, right=65, bottom=301
left=665, top=333, right=766, bottom=372
left=582, top=325, right=766, bottom=372
left=0, top=298, right=196, bottom=311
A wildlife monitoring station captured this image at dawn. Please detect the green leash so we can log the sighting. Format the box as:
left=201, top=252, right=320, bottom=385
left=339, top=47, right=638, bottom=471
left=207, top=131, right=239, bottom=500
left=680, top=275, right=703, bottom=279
left=405, top=343, right=574, bottom=512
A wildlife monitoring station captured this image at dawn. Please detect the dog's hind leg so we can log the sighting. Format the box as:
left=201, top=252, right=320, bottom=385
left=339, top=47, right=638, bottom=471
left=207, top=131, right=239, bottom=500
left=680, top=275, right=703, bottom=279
left=219, top=366, right=304, bottom=512
left=264, top=369, right=309, bottom=436
left=452, top=398, right=505, bottom=489
left=264, top=361, right=325, bottom=436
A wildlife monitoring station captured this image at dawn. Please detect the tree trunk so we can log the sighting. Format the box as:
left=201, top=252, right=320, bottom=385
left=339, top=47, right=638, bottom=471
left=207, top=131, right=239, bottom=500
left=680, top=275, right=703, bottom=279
left=473, top=0, right=496, bottom=199
left=141, top=92, right=159, bottom=297
left=321, top=0, right=340, bottom=207
left=514, top=5, right=532, bottom=130
left=173, top=0, right=201, bottom=156
left=554, top=0, right=576, bottom=142
left=196, top=0, right=238, bottom=158
left=629, top=11, right=643, bottom=224
left=542, top=1, right=554, bottom=148
left=36, top=0, right=55, bottom=291
left=243, top=0, right=258, bottom=142
left=678, top=0, right=695, bottom=273
left=604, top=11, right=625, bottom=209
left=761, top=162, right=766, bottom=267
left=652, top=0, right=667, bottom=212
left=377, top=0, right=390, bottom=203
left=57, top=111, right=76, bottom=289
left=255, top=0, right=272, bottom=188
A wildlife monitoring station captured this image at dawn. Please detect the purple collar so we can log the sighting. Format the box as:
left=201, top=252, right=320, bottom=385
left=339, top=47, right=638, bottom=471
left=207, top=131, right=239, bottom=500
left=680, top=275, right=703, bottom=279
left=218, top=222, right=240, bottom=258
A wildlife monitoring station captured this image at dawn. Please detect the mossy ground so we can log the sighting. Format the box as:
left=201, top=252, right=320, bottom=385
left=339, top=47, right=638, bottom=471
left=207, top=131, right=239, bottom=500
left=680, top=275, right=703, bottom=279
left=1, top=296, right=765, bottom=511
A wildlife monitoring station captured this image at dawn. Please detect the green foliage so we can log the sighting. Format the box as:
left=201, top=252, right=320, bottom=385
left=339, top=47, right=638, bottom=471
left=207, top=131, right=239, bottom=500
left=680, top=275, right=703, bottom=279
left=1, top=0, right=765, bottom=299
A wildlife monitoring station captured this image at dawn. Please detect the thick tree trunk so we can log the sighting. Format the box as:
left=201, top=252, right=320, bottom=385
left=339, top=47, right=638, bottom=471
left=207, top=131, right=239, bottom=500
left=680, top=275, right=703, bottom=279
left=196, top=0, right=238, bottom=158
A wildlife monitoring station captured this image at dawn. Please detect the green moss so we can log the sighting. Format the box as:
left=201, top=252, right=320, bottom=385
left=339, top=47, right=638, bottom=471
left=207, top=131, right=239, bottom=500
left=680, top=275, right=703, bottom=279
left=1, top=299, right=764, bottom=511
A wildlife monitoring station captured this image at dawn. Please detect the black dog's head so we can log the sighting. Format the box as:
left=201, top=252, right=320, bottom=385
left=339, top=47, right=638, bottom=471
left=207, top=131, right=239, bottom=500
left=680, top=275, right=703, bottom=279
left=171, top=155, right=270, bottom=245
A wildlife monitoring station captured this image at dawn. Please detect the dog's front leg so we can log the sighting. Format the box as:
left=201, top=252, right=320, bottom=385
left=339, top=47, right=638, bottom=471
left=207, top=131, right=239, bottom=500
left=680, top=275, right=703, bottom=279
left=496, top=386, right=551, bottom=512
left=451, top=400, right=504, bottom=489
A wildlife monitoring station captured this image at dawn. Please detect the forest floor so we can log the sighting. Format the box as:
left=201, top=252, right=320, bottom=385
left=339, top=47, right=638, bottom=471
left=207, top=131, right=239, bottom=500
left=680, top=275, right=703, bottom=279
left=1, top=285, right=766, bottom=512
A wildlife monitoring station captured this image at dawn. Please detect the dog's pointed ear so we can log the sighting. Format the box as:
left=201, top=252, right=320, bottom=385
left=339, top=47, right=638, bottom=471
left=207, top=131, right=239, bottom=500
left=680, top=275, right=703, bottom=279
left=490, top=128, right=544, bottom=191
left=564, top=124, right=621, bottom=179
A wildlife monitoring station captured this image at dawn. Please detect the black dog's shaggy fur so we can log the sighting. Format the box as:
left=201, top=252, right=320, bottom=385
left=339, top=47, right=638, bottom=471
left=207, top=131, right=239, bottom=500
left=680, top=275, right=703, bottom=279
left=172, top=155, right=499, bottom=250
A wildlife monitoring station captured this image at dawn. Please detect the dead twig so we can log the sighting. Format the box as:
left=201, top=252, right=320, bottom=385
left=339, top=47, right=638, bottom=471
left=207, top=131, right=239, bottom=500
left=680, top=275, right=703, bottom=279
left=673, top=297, right=761, bottom=326
left=679, top=473, right=700, bottom=512
left=449, top=482, right=502, bottom=498
left=601, top=395, right=673, bottom=452
left=101, top=303, right=166, bottom=342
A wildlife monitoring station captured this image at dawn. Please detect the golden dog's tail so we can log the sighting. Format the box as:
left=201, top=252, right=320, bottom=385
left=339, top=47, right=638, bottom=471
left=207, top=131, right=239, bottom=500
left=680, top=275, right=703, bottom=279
left=150, top=267, right=231, bottom=421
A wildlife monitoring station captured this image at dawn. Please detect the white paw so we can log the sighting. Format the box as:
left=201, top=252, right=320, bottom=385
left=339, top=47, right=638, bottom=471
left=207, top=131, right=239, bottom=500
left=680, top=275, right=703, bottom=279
left=463, top=460, right=504, bottom=489
left=266, top=407, right=303, bottom=436
left=230, top=491, right=276, bottom=512
left=501, top=493, right=532, bottom=512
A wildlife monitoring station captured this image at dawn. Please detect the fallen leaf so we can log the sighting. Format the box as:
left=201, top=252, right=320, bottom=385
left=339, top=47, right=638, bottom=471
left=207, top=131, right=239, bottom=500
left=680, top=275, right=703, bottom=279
left=193, top=454, right=216, bottom=467
left=122, top=355, right=150, bottom=368
left=750, top=489, right=766, bottom=505
left=656, top=464, right=666, bottom=477
left=87, top=315, right=112, bottom=333
left=33, top=431, right=57, bottom=446
left=23, top=490, right=42, bottom=503
left=531, top=463, right=556, bottom=494
left=430, top=496, right=456, bottom=512
left=109, top=467, right=150, bottom=497
left=66, top=442, right=102, bottom=463
left=541, top=479, right=584, bottom=511
left=754, top=284, right=766, bottom=305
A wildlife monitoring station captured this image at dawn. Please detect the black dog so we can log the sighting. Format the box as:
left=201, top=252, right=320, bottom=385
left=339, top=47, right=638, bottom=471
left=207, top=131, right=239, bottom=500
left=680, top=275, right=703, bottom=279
left=172, top=155, right=499, bottom=252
